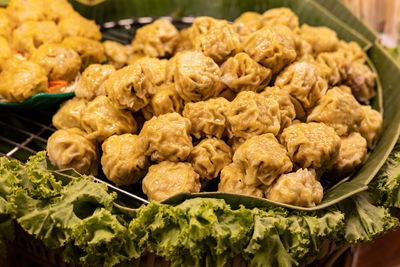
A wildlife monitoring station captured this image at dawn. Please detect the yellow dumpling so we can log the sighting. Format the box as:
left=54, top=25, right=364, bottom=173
left=218, top=163, right=264, bottom=198
left=345, top=62, right=376, bottom=104
left=0, top=57, right=47, bottom=102
left=299, top=24, right=339, bottom=55
left=57, top=11, right=101, bottom=40
left=232, top=12, right=263, bottom=43
left=139, top=113, right=193, bottom=162
left=188, top=16, right=241, bottom=63
left=12, top=21, right=62, bottom=56
left=233, top=133, right=293, bottom=186
left=172, top=51, right=223, bottom=102
left=243, top=25, right=297, bottom=74
left=101, top=134, right=149, bottom=186
left=266, top=168, right=323, bottom=207
left=307, top=87, right=363, bottom=136
left=0, top=8, right=12, bottom=39
left=47, top=128, right=99, bottom=175
left=52, top=97, right=87, bottom=130
left=227, top=91, right=281, bottom=139
left=261, top=8, right=299, bottom=30
left=275, top=59, right=329, bottom=110
left=220, top=52, right=272, bottom=93
left=359, top=105, right=382, bottom=149
left=280, top=122, right=341, bottom=170
left=141, top=83, right=184, bottom=120
left=31, top=43, right=82, bottom=82
left=75, top=64, right=115, bottom=100
left=142, top=161, right=200, bottom=202
left=81, top=96, right=138, bottom=142
left=102, top=40, right=130, bottom=69
left=183, top=97, right=229, bottom=139
left=62, top=36, right=105, bottom=70
left=188, top=138, right=232, bottom=181
left=6, top=0, right=47, bottom=26
left=132, top=19, right=179, bottom=58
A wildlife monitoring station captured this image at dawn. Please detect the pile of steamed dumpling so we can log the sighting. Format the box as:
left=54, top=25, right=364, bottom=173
left=47, top=7, right=382, bottom=207
left=0, top=0, right=132, bottom=102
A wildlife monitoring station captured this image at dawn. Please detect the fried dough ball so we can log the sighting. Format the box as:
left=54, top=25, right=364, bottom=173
left=345, top=62, right=376, bottom=104
left=233, top=133, right=293, bottom=186
left=139, top=113, right=193, bottom=162
left=359, top=105, right=382, bottom=149
left=174, top=28, right=192, bottom=54
left=12, top=21, right=62, bottom=56
left=31, top=44, right=82, bottom=82
left=183, top=97, right=229, bottom=139
left=142, top=161, right=200, bottom=202
left=227, top=91, right=281, bottom=139
left=47, top=128, right=99, bottom=175
left=299, top=24, right=339, bottom=55
left=102, top=40, right=131, bottom=69
left=52, top=97, right=87, bottom=130
left=188, top=16, right=241, bottom=63
left=104, top=58, right=166, bottom=111
left=275, top=60, right=329, bottom=110
left=260, top=86, right=296, bottom=129
left=188, top=138, right=232, bottom=180
left=6, top=0, right=47, bottom=26
left=220, top=52, right=272, bottom=93
left=57, top=11, right=101, bottom=40
left=218, top=163, right=264, bottom=198
left=232, top=12, right=263, bottom=43
left=172, top=51, right=223, bottom=102
left=327, top=132, right=367, bottom=179
left=0, top=9, right=12, bottom=39
left=101, top=134, right=149, bottom=186
left=74, top=64, right=115, bottom=100
left=81, top=96, right=137, bottom=142
left=0, top=57, right=47, bottom=102
left=316, top=50, right=351, bottom=85
left=266, top=168, right=323, bottom=207
left=132, top=19, right=179, bottom=58
left=243, top=25, right=297, bottom=74
left=141, top=83, right=184, bottom=120
left=62, top=36, right=105, bottom=70
left=280, top=122, right=341, bottom=169
left=307, top=87, right=363, bottom=136
left=261, top=8, right=299, bottom=30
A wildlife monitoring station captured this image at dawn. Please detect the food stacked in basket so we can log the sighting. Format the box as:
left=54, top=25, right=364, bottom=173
left=1, top=0, right=400, bottom=266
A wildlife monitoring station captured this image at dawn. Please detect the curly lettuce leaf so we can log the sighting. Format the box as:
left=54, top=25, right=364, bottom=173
left=336, top=192, right=399, bottom=244
left=372, top=138, right=400, bottom=207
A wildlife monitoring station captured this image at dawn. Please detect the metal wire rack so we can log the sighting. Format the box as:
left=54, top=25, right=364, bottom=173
left=0, top=17, right=195, bottom=208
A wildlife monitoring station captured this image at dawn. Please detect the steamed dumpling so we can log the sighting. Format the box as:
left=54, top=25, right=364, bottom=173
left=52, top=97, right=87, bottom=130
left=299, top=24, right=339, bottom=55
left=243, top=25, right=297, bottom=74
left=142, top=161, right=200, bottom=202
left=189, top=138, right=232, bottom=181
left=266, top=168, right=323, bottom=207
left=183, top=97, right=229, bottom=139
left=280, top=122, right=341, bottom=170
left=218, top=163, right=264, bottom=198
left=359, top=105, right=382, bottom=149
left=57, top=11, right=101, bottom=40
left=172, top=51, right=223, bottom=102
left=47, top=128, right=99, bottom=175
left=139, top=113, right=193, bottom=162
left=132, top=19, right=179, bottom=58
left=75, top=64, right=115, bottom=100
left=102, top=40, right=131, bottom=69
left=261, top=8, right=299, bottom=30
left=188, top=16, right=241, bottom=63
left=232, top=12, right=263, bottom=43
left=101, top=134, right=149, bottom=186
left=220, top=52, right=272, bottom=93
left=227, top=91, right=281, bottom=139
left=81, top=96, right=138, bottom=142
left=233, top=133, right=292, bottom=186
